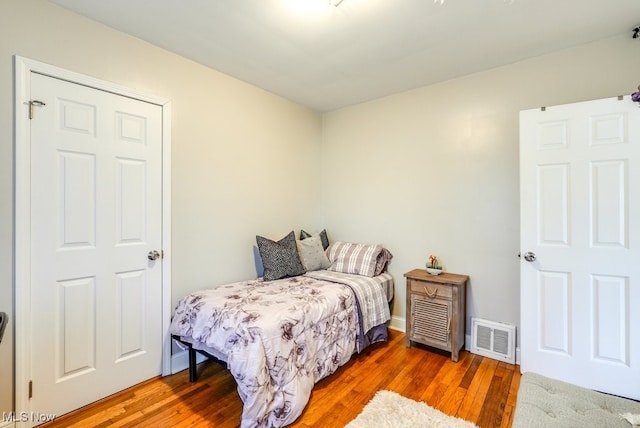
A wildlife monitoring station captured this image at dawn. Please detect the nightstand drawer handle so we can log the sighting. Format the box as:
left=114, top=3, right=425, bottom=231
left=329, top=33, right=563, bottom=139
left=423, top=286, right=438, bottom=298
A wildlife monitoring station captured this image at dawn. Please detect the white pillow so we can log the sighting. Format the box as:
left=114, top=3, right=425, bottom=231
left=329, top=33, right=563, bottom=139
left=296, top=235, right=331, bottom=272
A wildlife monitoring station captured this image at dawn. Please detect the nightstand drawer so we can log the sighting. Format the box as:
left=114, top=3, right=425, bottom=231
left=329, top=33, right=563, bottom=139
left=409, top=279, right=452, bottom=300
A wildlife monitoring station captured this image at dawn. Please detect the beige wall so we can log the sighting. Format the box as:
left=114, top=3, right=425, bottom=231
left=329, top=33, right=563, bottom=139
left=0, top=0, right=322, bottom=414
left=321, top=34, right=640, bottom=340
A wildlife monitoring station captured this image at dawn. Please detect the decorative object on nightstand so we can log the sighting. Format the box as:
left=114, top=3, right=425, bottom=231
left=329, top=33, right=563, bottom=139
left=425, top=254, right=443, bottom=275
left=404, top=269, right=468, bottom=362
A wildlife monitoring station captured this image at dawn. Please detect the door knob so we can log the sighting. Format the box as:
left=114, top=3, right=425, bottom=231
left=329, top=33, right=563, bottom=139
left=523, top=251, right=536, bottom=262
left=147, top=250, right=161, bottom=261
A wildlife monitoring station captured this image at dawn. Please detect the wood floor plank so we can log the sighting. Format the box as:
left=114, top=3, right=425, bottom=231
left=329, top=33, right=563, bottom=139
left=41, top=329, right=521, bottom=427
left=476, top=362, right=515, bottom=428
left=501, top=364, right=522, bottom=428
left=420, top=351, right=472, bottom=406
left=458, top=357, right=499, bottom=422
left=433, top=352, right=476, bottom=414
left=459, top=353, right=482, bottom=389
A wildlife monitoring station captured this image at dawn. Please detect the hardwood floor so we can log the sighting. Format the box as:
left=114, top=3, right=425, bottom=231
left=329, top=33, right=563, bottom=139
left=42, top=329, right=521, bottom=427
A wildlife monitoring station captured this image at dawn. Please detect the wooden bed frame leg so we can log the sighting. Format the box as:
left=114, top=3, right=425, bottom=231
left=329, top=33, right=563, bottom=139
left=188, top=345, right=198, bottom=383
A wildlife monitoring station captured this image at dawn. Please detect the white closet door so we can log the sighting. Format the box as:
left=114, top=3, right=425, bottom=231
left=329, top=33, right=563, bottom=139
left=29, top=72, right=164, bottom=418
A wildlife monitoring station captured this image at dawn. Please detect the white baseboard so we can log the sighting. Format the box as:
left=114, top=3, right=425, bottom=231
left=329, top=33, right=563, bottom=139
left=0, top=420, right=15, bottom=428
left=170, top=349, right=208, bottom=375
left=388, top=315, right=405, bottom=332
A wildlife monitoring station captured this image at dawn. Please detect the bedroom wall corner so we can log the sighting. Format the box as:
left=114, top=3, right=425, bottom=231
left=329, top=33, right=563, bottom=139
left=319, top=33, right=640, bottom=349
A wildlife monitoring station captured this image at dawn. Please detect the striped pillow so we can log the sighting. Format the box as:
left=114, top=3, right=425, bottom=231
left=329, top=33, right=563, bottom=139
left=326, top=241, right=384, bottom=277
left=374, top=247, right=393, bottom=275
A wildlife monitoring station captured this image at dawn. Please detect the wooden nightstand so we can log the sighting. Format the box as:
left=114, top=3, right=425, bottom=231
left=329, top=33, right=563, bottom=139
left=404, top=269, right=468, bottom=362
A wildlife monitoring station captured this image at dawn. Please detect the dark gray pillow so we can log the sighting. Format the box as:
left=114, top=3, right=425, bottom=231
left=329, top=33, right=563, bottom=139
left=256, top=231, right=306, bottom=281
left=300, top=229, right=329, bottom=250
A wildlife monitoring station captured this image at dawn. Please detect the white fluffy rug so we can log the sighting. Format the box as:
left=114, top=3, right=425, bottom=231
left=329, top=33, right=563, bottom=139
left=345, top=390, right=478, bottom=428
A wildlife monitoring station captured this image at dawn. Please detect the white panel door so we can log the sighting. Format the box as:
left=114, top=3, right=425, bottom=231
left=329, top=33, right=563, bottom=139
left=29, top=72, right=163, bottom=417
left=520, top=96, right=640, bottom=399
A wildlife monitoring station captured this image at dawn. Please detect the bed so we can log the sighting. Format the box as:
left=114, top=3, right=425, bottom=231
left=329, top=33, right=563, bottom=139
left=169, top=233, right=394, bottom=428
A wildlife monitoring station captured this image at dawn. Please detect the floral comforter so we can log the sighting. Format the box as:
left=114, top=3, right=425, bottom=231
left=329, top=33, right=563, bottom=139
left=169, top=272, right=392, bottom=427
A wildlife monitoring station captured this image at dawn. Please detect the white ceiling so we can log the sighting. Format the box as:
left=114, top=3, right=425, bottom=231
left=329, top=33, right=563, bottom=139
left=51, top=0, right=640, bottom=112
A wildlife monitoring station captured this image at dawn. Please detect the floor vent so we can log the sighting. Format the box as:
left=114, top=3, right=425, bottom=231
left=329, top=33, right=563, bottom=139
left=471, top=318, right=516, bottom=364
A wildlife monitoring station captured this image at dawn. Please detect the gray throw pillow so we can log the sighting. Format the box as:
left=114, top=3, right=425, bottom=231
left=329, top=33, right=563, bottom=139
left=256, top=231, right=306, bottom=281
left=297, top=235, right=331, bottom=271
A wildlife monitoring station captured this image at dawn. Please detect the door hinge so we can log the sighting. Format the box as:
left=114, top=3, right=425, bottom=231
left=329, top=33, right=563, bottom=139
left=28, top=100, right=46, bottom=119
left=28, top=380, right=33, bottom=399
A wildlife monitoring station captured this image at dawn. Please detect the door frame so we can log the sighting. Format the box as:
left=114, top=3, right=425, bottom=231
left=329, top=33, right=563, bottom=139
left=13, top=56, right=172, bottom=422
